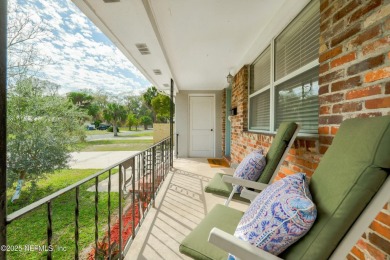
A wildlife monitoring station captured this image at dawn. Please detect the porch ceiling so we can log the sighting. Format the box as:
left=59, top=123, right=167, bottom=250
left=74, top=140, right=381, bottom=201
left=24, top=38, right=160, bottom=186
left=72, top=0, right=310, bottom=93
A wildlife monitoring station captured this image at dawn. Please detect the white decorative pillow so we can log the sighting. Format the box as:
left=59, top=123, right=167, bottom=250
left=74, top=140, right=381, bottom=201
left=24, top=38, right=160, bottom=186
left=232, top=150, right=266, bottom=193
left=228, top=173, right=317, bottom=259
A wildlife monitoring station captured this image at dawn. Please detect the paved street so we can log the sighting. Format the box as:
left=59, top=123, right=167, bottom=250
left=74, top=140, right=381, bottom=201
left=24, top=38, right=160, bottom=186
left=69, top=151, right=140, bottom=169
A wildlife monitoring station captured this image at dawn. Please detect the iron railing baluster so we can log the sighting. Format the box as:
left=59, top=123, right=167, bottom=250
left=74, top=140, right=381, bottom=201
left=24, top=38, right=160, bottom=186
left=119, top=166, right=123, bottom=258
left=94, top=176, right=99, bottom=259
left=142, top=152, right=145, bottom=214
left=108, top=169, right=111, bottom=260
left=75, top=187, right=79, bottom=259
left=132, top=159, right=136, bottom=239
left=47, top=201, right=52, bottom=260
left=152, top=147, right=156, bottom=208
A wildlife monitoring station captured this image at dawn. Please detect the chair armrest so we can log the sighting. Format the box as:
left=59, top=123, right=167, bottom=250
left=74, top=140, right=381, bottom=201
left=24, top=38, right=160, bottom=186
left=222, top=175, right=269, bottom=191
left=208, top=228, right=282, bottom=260
left=240, top=188, right=259, bottom=201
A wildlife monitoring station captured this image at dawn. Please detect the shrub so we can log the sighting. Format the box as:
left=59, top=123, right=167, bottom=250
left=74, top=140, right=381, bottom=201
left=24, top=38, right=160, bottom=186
left=107, top=126, right=119, bottom=133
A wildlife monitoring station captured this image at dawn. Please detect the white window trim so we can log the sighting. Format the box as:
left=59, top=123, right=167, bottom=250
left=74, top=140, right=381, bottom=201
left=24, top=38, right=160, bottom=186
left=247, top=43, right=319, bottom=136
left=247, top=0, right=320, bottom=137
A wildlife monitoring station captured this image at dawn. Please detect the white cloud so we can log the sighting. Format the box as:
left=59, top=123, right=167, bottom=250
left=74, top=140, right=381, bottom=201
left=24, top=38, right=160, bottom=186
left=12, top=0, right=151, bottom=95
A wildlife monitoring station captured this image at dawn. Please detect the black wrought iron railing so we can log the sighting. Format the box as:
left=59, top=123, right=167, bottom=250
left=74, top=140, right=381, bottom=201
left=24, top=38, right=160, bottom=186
left=5, top=137, right=172, bottom=259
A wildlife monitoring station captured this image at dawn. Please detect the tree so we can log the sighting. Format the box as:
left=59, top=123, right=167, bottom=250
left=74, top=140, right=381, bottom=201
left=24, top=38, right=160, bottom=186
left=7, top=3, right=50, bottom=84
left=140, top=116, right=153, bottom=130
left=87, top=102, right=101, bottom=122
left=142, top=86, right=158, bottom=108
left=103, top=103, right=127, bottom=136
left=126, top=95, right=143, bottom=117
left=142, top=86, right=158, bottom=122
left=67, top=92, right=94, bottom=109
left=134, top=118, right=141, bottom=131
left=151, top=94, right=172, bottom=123
left=127, top=113, right=138, bottom=130
left=7, top=78, right=86, bottom=200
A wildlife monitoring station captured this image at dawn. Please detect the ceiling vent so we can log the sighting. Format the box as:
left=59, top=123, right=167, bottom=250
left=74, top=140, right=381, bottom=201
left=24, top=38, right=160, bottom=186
left=135, top=43, right=151, bottom=55
left=153, top=69, right=162, bottom=75
left=103, top=0, right=120, bottom=3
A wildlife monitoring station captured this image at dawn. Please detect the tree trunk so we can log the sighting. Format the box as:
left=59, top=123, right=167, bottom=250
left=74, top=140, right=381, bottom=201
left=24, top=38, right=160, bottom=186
left=113, top=123, right=118, bottom=136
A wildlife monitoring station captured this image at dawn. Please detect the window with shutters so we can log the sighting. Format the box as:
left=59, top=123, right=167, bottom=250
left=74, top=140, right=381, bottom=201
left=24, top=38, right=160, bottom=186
left=248, top=0, right=319, bottom=134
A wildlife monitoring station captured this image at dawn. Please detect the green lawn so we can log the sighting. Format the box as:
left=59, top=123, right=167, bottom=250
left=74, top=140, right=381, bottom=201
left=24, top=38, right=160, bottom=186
left=84, top=129, right=107, bottom=135
left=120, top=131, right=153, bottom=137
left=7, top=169, right=119, bottom=260
left=79, top=139, right=154, bottom=151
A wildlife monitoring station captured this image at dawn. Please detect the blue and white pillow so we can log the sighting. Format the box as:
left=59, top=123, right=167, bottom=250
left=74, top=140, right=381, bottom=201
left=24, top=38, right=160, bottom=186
left=228, top=173, right=317, bottom=259
left=232, top=150, right=266, bottom=193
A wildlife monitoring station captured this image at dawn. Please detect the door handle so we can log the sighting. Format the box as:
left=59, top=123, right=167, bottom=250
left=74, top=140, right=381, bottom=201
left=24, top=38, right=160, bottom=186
left=211, top=129, right=213, bottom=131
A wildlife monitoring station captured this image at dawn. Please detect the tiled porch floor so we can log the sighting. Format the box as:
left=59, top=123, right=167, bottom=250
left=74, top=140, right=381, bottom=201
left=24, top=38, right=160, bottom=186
left=125, top=158, right=248, bottom=260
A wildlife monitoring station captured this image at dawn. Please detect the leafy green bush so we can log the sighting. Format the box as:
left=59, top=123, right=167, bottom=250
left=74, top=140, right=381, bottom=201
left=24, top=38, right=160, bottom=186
left=94, top=120, right=102, bottom=128
left=107, top=126, right=119, bottom=133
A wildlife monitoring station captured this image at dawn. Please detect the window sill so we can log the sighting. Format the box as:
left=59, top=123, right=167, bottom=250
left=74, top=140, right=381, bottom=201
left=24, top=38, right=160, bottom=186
left=245, top=130, right=319, bottom=140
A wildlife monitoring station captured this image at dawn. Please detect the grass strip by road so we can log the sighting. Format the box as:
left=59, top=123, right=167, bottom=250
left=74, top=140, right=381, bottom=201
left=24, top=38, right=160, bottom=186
left=7, top=169, right=119, bottom=260
left=85, top=130, right=153, bottom=137
left=78, top=139, right=154, bottom=152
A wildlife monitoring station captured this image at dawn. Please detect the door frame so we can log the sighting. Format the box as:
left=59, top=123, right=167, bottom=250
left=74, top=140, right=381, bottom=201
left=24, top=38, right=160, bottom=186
left=225, top=88, right=232, bottom=157
left=188, top=94, right=216, bottom=157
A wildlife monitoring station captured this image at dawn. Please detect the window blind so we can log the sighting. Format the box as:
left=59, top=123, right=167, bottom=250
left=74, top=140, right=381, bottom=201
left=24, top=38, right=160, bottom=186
left=250, top=46, right=270, bottom=94
left=250, top=89, right=270, bottom=131
left=275, top=67, right=319, bottom=133
left=274, top=0, right=320, bottom=81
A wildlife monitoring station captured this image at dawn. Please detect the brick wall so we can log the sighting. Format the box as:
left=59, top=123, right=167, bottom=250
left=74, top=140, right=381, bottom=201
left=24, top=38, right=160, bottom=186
left=319, top=0, right=390, bottom=258
left=226, top=1, right=390, bottom=258
left=222, top=89, right=226, bottom=156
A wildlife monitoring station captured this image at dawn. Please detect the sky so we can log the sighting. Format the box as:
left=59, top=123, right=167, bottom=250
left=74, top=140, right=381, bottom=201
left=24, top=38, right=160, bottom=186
left=10, top=0, right=151, bottom=95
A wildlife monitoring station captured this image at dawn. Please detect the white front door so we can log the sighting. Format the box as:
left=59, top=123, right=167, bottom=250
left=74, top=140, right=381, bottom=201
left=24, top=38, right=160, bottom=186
left=189, top=95, right=215, bottom=157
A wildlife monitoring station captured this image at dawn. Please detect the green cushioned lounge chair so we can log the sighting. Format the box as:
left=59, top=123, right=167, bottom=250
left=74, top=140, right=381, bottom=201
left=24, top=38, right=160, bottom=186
left=180, top=116, right=390, bottom=260
left=205, top=122, right=299, bottom=205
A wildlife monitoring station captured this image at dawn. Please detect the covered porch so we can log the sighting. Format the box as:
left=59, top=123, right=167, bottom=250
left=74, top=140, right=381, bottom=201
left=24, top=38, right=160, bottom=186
left=124, top=158, right=247, bottom=260
left=1, top=0, right=389, bottom=259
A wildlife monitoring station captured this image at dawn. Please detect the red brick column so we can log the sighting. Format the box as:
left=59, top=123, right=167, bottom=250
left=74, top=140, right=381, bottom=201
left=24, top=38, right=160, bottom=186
left=319, top=0, right=390, bottom=258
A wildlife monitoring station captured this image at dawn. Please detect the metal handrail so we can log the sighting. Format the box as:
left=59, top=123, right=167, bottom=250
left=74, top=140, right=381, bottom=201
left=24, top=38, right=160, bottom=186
left=7, top=137, right=170, bottom=223
left=6, top=136, right=172, bottom=259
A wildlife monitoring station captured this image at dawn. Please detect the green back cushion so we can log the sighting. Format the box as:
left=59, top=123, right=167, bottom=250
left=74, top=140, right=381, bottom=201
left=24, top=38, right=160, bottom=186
left=282, top=116, right=390, bottom=260
left=258, top=122, right=298, bottom=183
left=179, top=204, right=244, bottom=260
left=205, top=122, right=297, bottom=196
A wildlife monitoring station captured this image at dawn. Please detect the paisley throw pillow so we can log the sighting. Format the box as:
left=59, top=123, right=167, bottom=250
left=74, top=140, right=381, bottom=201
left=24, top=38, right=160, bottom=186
left=232, top=150, right=266, bottom=193
left=229, top=173, right=317, bottom=259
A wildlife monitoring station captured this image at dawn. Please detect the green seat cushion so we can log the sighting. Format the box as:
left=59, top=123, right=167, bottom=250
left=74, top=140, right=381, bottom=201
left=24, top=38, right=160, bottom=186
left=204, top=122, right=298, bottom=199
left=282, top=116, right=390, bottom=260
left=204, top=173, right=250, bottom=202
left=179, top=204, right=244, bottom=260
left=205, top=173, right=233, bottom=197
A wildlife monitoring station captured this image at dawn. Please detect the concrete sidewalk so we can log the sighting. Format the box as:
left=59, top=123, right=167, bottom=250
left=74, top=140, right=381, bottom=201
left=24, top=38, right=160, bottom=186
left=69, top=151, right=140, bottom=169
